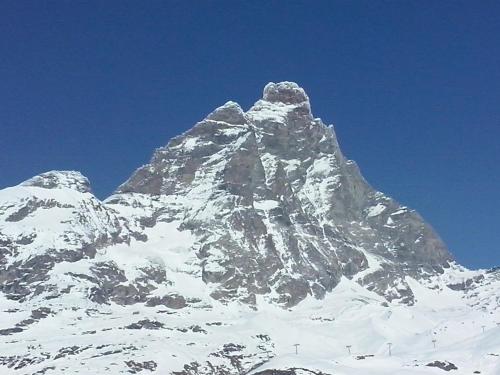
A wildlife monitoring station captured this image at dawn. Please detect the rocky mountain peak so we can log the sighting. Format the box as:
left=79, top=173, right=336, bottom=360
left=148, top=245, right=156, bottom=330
left=20, top=170, right=92, bottom=193
left=262, top=81, right=309, bottom=105
left=248, top=81, right=313, bottom=122
left=113, top=82, right=452, bottom=308
left=205, top=101, right=246, bottom=125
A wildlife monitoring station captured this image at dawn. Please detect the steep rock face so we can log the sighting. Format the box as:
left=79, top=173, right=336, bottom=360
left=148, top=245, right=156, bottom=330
left=112, top=82, right=452, bottom=306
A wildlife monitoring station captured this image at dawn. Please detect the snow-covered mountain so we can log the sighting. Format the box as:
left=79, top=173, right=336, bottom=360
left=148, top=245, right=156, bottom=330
left=0, top=82, right=498, bottom=375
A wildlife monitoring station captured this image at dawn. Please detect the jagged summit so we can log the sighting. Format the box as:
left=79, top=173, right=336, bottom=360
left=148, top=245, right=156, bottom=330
left=204, top=82, right=312, bottom=126
left=248, top=81, right=313, bottom=122
left=262, top=81, right=310, bottom=104
left=20, top=170, right=92, bottom=193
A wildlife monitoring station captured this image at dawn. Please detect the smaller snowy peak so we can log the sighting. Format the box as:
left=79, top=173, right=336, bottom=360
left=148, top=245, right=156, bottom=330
left=20, top=170, right=92, bottom=193
left=205, top=101, right=247, bottom=125
left=262, top=81, right=310, bottom=105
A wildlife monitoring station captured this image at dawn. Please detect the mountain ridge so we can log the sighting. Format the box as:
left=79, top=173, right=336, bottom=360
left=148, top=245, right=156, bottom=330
left=0, top=82, right=498, bottom=375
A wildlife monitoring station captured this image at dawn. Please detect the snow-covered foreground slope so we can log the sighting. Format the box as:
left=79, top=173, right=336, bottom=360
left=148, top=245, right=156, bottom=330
left=0, top=268, right=499, bottom=374
left=0, top=82, right=498, bottom=374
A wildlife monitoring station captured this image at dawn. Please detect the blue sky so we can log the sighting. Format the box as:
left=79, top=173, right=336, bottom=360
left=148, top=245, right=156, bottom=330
left=1, top=1, right=499, bottom=268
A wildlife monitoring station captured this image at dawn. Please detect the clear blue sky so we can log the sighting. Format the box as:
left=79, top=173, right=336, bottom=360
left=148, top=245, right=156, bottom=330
left=1, top=1, right=499, bottom=269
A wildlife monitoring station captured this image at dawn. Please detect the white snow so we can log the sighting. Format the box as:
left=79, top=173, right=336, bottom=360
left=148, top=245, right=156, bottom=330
left=254, top=200, right=279, bottom=210
left=367, top=203, right=387, bottom=218
left=182, top=136, right=199, bottom=150
left=247, top=100, right=303, bottom=123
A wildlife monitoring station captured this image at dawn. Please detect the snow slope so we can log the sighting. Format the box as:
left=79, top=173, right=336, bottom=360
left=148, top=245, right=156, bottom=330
left=0, top=267, right=498, bottom=374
